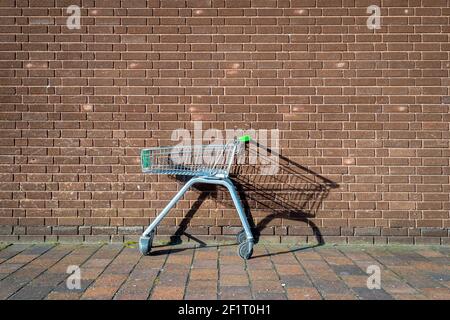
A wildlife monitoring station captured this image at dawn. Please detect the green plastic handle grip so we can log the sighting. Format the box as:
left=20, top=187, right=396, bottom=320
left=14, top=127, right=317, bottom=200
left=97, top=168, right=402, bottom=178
left=141, top=150, right=150, bottom=168
left=238, top=135, right=251, bottom=142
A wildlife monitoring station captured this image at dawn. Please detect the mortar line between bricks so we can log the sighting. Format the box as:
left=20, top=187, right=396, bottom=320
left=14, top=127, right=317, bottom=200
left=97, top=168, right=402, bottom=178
left=103, top=247, right=140, bottom=300
left=315, top=247, right=364, bottom=300
left=44, top=244, right=104, bottom=300
left=267, top=245, right=289, bottom=300
left=377, top=247, right=439, bottom=294
left=0, top=243, right=56, bottom=285
left=79, top=244, right=124, bottom=299
left=361, top=249, right=424, bottom=296
left=147, top=247, right=170, bottom=300
left=244, top=245, right=254, bottom=300
left=291, top=247, right=326, bottom=300
left=7, top=244, right=78, bottom=300
left=0, top=243, right=32, bottom=267
left=216, top=245, right=220, bottom=300
left=182, top=244, right=197, bottom=300
left=30, top=244, right=95, bottom=300
left=112, top=247, right=144, bottom=300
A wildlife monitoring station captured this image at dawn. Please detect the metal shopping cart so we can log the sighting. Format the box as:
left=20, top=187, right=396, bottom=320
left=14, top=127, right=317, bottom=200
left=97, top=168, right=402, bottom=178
left=139, top=135, right=254, bottom=259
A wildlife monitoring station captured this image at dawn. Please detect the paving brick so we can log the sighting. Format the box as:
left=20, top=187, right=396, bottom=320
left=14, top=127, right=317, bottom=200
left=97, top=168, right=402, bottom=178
left=352, top=287, right=395, bottom=300
left=382, top=281, right=418, bottom=295
left=157, top=274, right=188, bottom=287
left=420, top=287, right=450, bottom=300
left=0, top=244, right=30, bottom=261
left=254, top=292, right=287, bottom=300
left=113, top=291, right=150, bottom=300
left=192, top=259, right=217, bottom=268
left=390, top=293, right=428, bottom=300
left=252, top=280, right=285, bottom=294
left=330, top=265, right=366, bottom=276
left=187, top=280, right=217, bottom=290
left=279, top=275, right=313, bottom=288
left=219, top=264, right=246, bottom=275
left=9, top=285, right=54, bottom=300
left=313, top=280, right=352, bottom=295
left=81, top=286, right=119, bottom=300
left=185, top=280, right=217, bottom=299
left=46, top=291, right=83, bottom=300
left=150, top=286, right=185, bottom=300
left=286, top=287, right=322, bottom=300
left=90, top=274, right=128, bottom=288
left=189, top=268, right=218, bottom=281
left=219, top=274, right=249, bottom=287
left=274, top=264, right=304, bottom=276
left=184, top=292, right=217, bottom=300
left=0, top=243, right=449, bottom=300
left=248, top=269, right=279, bottom=281
left=219, top=286, right=252, bottom=300
left=324, top=293, right=358, bottom=300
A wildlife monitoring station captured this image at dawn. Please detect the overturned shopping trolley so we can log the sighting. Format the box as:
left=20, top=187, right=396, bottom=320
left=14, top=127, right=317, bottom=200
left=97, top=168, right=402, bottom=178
left=139, top=135, right=254, bottom=259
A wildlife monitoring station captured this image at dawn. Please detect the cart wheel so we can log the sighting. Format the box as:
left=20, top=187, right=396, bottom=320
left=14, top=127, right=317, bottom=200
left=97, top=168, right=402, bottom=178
left=236, top=229, right=247, bottom=244
left=238, top=240, right=253, bottom=260
left=139, top=232, right=154, bottom=256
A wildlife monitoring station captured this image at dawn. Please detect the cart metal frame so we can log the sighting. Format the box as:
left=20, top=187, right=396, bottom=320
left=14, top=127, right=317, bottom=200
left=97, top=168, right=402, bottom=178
left=139, top=137, right=254, bottom=259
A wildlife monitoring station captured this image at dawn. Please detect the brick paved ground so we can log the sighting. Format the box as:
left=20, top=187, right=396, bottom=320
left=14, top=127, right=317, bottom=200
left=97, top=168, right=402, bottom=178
left=0, top=242, right=449, bottom=300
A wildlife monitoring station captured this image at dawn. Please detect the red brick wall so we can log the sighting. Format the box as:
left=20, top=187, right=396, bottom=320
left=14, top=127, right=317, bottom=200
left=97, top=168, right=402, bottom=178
left=0, top=0, right=449, bottom=245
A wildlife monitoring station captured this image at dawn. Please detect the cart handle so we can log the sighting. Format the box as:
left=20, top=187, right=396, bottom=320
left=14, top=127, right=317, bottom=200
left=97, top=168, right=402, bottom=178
left=238, top=135, right=252, bottom=143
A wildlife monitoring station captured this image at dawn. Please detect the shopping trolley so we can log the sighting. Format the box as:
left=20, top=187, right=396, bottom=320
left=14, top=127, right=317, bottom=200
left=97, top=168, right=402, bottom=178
left=139, top=135, right=254, bottom=259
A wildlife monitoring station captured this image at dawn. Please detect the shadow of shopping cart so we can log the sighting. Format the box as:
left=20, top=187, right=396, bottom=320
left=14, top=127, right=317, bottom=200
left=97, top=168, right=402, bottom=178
left=172, top=140, right=339, bottom=247
left=230, top=140, right=339, bottom=244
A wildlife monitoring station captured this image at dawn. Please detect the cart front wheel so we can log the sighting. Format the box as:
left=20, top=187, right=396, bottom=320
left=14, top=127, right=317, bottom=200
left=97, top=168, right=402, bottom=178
left=139, top=232, right=154, bottom=256
left=236, top=229, right=247, bottom=244
left=238, top=240, right=253, bottom=260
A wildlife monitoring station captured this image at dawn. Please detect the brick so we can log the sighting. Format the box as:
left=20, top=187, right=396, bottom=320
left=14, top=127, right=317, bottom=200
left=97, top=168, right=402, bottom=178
left=0, top=0, right=448, bottom=245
